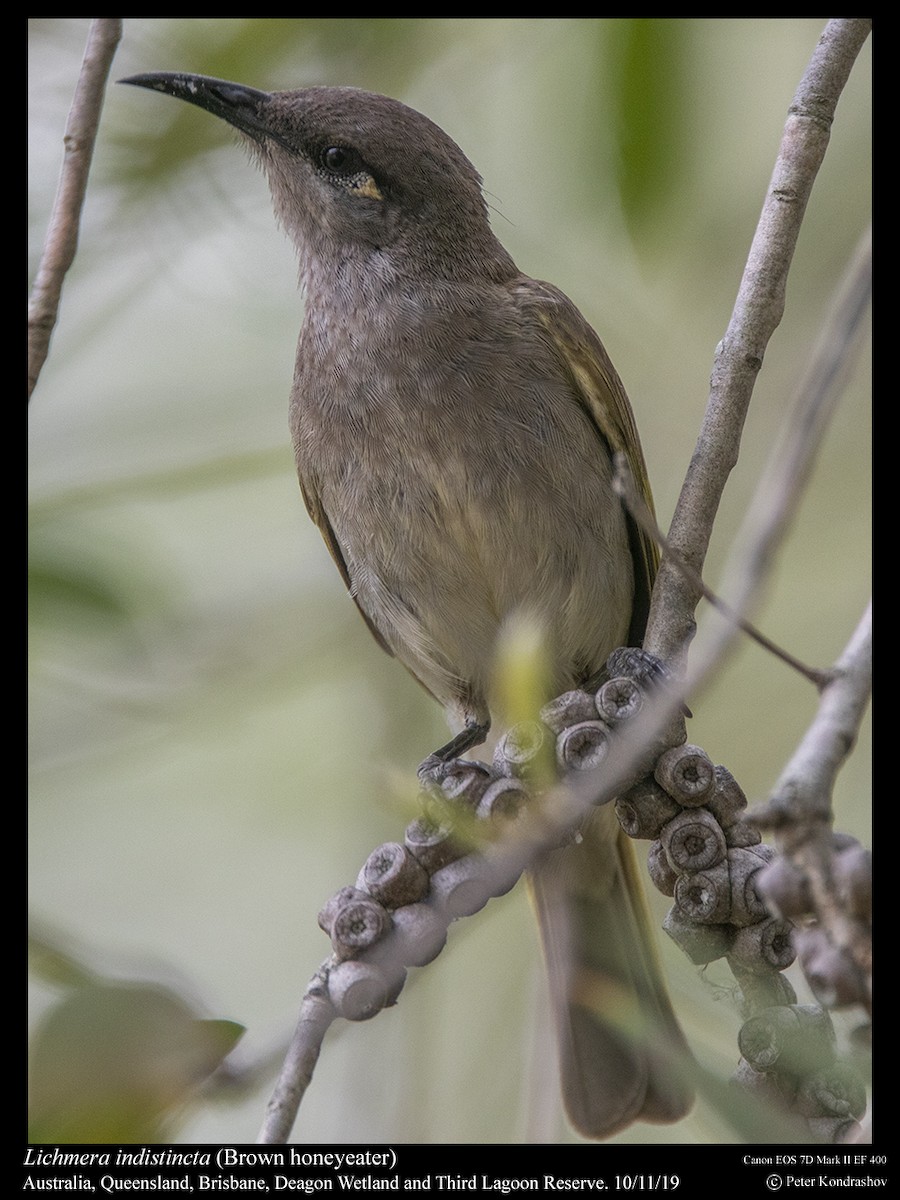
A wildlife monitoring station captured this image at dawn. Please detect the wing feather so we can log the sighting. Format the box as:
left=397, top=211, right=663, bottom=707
left=512, top=277, right=658, bottom=644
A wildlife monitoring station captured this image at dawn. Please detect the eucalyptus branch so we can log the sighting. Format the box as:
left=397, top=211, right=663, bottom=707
left=688, top=227, right=870, bottom=687
left=645, top=17, right=872, bottom=670
left=258, top=639, right=864, bottom=1144
left=256, top=650, right=694, bottom=1144
left=750, top=603, right=872, bottom=1014
left=28, top=18, right=122, bottom=401
left=624, top=223, right=871, bottom=694
left=258, top=973, right=336, bottom=1145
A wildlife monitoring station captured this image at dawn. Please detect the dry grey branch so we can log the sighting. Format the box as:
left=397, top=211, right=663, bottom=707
left=755, top=602, right=872, bottom=829
left=28, top=18, right=122, bottom=401
left=256, top=652, right=692, bottom=1144
left=623, top=222, right=871, bottom=694
left=691, top=227, right=871, bottom=686
left=613, top=453, right=830, bottom=688
left=752, top=603, right=872, bottom=1012
left=646, top=17, right=872, bottom=670
left=258, top=975, right=335, bottom=1145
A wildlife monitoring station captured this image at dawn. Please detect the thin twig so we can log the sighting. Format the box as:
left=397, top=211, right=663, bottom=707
left=28, top=18, right=122, bottom=401
left=699, top=225, right=870, bottom=661
left=613, top=454, right=831, bottom=689
left=751, top=602, right=873, bottom=1011
left=257, top=974, right=336, bottom=1144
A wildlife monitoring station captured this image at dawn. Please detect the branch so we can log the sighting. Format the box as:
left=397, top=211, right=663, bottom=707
left=613, top=452, right=830, bottom=689
left=754, top=603, right=872, bottom=833
left=623, top=223, right=871, bottom=694
left=27, top=18, right=122, bottom=401
left=691, top=228, right=870, bottom=679
left=258, top=641, right=868, bottom=1144
left=645, top=18, right=872, bottom=671
left=751, top=603, right=873, bottom=1013
left=257, top=973, right=336, bottom=1145
left=256, top=652, right=693, bottom=1144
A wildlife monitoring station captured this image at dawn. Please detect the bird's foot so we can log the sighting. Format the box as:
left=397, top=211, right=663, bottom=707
left=417, top=720, right=491, bottom=785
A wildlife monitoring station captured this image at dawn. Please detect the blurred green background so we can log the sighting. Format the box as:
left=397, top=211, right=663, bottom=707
left=28, top=18, right=871, bottom=1144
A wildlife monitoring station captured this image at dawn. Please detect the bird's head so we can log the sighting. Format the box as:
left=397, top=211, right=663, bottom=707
left=120, top=73, right=515, bottom=286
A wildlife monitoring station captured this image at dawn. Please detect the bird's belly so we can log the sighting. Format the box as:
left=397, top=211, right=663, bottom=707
left=334, top=457, right=634, bottom=722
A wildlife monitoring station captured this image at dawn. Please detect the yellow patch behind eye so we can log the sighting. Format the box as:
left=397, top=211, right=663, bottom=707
left=352, top=175, right=383, bottom=201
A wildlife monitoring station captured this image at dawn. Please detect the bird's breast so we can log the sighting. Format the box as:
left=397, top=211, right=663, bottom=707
left=291, top=300, right=634, bottom=711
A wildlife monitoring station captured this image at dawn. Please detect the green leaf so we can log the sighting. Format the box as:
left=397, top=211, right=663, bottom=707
left=28, top=981, right=245, bottom=1143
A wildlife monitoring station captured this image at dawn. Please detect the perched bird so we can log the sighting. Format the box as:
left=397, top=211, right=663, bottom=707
left=121, top=72, right=692, bottom=1138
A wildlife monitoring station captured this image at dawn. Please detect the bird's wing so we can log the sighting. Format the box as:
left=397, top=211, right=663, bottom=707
left=297, top=475, right=395, bottom=658
left=512, top=276, right=659, bottom=645
left=513, top=278, right=692, bottom=1136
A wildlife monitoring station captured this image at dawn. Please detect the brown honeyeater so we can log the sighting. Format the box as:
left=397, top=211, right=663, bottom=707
left=122, top=73, right=692, bottom=1138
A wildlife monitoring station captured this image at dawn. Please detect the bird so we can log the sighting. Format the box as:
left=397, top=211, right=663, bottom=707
left=121, top=72, right=693, bottom=1139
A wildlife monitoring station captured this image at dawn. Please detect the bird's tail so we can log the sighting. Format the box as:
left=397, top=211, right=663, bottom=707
left=528, top=803, right=693, bottom=1139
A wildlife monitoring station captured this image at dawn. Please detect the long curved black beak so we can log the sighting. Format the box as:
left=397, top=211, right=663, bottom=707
left=119, top=72, right=275, bottom=143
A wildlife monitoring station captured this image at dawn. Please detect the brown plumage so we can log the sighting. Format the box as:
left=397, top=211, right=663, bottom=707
left=122, top=73, right=692, bottom=1138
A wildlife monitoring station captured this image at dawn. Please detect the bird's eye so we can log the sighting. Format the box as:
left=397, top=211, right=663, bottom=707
left=316, top=143, right=383, bottom=201
left=320, top=145, right=360, bottom=174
